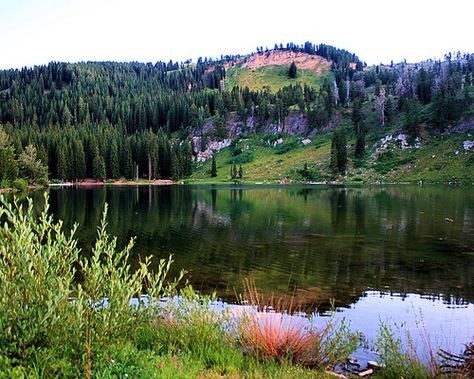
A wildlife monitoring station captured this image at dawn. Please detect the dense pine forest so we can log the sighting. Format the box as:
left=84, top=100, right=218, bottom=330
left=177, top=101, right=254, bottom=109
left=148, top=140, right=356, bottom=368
left=0, top=42, right=473, bottom=185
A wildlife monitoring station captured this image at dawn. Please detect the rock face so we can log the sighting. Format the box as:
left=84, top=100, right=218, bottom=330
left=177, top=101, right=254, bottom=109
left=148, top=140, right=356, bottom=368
left=240, top=50, right=331, bottom=73
left=377, top=133, right=421, bottom=151
left=193, top=137, right=232, bottom=162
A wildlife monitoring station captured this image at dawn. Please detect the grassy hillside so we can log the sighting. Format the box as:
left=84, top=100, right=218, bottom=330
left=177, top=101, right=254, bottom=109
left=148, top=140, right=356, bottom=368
left=224, top=50, right=332, bottom=92
left=225, top=64, right=330, bottom=93
left=189, top=131, right=474, bottom=185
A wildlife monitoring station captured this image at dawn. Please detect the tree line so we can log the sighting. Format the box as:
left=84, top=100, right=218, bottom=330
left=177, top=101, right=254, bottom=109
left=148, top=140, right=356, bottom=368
left=1, top=124, right=193, bottom=182
left=1, top=42, right=473, bottom=182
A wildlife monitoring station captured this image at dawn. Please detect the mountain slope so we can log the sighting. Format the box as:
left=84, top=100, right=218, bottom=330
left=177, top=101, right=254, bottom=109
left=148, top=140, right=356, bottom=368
left=189, top=127, right=474, bottom=184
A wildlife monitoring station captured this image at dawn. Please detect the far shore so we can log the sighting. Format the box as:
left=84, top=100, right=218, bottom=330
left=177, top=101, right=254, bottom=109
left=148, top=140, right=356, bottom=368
left=49, top=179, right=176, bottom=187
left=1, top=178, right=471, bottom=192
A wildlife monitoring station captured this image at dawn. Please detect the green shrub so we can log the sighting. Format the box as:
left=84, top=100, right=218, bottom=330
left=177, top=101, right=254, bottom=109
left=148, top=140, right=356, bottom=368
left=298, top=166, right=328, bottom=182
left=0, top=180, right=10, bottom=189
left=228, top=150, right=254, bottom=164
left=0, top=195, right=184, bottom=377
left=275, top=139, right=300, bottom=155
left=36, top=177, right=49, bottom=186
left=374, top=151, right=415, bottom=174
left=12, top=178, right=28, bottom=191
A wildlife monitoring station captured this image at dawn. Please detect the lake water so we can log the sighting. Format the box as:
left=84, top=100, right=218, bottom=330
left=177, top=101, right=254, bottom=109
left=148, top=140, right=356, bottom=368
left=16, top=184, right=474, bottom=354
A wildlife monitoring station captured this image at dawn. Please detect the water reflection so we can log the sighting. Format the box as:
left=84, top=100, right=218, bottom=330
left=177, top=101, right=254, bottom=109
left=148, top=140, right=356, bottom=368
left=10, top=184, right=474, bottom=311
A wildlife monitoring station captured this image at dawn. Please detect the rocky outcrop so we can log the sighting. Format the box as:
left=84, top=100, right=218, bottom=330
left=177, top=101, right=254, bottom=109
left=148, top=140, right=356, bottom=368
left=190, top=110, right=324, bottom=161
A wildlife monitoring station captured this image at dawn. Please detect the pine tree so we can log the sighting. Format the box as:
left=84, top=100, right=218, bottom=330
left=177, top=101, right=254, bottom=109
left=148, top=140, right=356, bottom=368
left=330, top=128, right=347, bottom=174
left=73, top=139, right=86, bottom=180
left=238, top=165, right=243, bottom=180
left=18, top=144, right=48, bottom=183
left=231, top=163, right=237, bottom=180
left=170, top=149, right=180, bottom=181
left=0, top=146, right=18, bottom=183
left=211, top=156, right=217, bottom=177
left=337, top=129, right=347, bottom=173
left=92, top=155, right=106, bottom=180
left=107, top=138, right=120, bottom=179
left=288, top=62, right=297, bottom=79
left=56, top=143, right=68, bottom=181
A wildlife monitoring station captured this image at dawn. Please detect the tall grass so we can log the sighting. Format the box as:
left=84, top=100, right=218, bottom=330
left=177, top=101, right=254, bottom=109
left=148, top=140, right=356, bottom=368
left=373, top=322, right=432, bottom=378
left=236, top=280, right=359, bottom=368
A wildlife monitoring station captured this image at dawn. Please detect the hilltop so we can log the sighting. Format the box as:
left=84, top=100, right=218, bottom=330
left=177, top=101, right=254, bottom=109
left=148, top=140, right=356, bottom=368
left=224, top=49, right=332, bottom=92
left=0, top=41, right=473, bottom=187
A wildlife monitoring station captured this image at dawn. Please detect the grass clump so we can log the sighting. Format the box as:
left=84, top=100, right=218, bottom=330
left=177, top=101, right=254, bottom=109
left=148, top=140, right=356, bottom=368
left=373, top=322, right=432, bottom=378
left=236, top=281, right=359, bottom=369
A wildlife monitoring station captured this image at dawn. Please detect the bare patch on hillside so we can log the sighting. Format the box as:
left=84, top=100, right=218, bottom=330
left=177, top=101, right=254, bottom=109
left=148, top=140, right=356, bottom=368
left=240, top=50, right=331, bottom=73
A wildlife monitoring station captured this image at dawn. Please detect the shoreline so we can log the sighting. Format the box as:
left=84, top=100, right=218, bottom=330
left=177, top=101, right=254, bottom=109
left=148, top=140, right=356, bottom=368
left=2, top=179, right=472, bottom=192
left=48, top=179, right=176, bottom=188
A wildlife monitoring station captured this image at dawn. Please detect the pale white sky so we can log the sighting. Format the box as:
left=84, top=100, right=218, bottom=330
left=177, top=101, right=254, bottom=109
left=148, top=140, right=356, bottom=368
left=0, top=0, right=472, bottom=69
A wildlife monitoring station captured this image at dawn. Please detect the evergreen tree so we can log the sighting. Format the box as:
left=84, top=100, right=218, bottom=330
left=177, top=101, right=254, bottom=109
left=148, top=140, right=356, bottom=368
left=238, top=165, right=243, bottom=180
left=330, top=128, right=347, bottom=174
left=337, top=128, right=347, bottom=173
left=404, top=99, right=421, bottom=138
left=18, top=144, right=48, bottom=183
left=56, top=143, right=68, bottom=181
left=107, top=138, right=120, bottom=179
left=72, top=139, right=86, bottom=180
left=170, top=149, right=180, bottom=181
left=288, top=62, right=297, bottom=79
left=92, top=155, right=106, bottom=180
left=211, top=156, right=217, bottom=177
left=0, top=146, right=18, bottom=183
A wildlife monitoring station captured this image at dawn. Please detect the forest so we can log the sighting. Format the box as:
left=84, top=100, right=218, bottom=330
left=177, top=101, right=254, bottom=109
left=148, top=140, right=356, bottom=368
left=0, top=42, right=473, bottom=184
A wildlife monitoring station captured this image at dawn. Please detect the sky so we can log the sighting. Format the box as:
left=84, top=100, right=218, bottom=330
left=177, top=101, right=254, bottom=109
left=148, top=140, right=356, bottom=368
left=0, top=0, right=473, bottom=69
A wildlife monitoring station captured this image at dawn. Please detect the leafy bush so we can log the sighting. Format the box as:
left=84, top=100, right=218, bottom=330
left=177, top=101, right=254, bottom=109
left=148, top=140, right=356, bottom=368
left=12, top=178, right=28, bottom=191
left=0, top=195, right=183, bottom=377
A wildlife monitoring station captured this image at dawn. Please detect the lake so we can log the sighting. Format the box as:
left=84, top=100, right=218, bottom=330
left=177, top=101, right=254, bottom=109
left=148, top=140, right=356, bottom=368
left=14, top=184, right=474, bottom=354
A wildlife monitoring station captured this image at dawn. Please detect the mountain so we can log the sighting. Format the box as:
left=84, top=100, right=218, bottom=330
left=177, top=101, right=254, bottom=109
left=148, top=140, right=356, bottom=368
left=0, top=42, right=473, bottom=185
